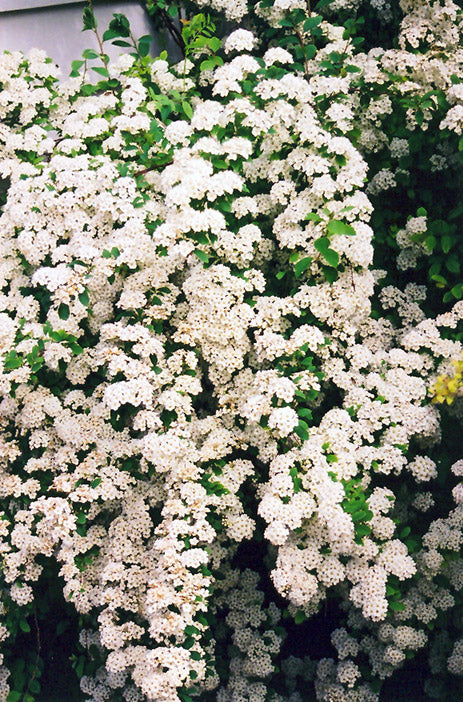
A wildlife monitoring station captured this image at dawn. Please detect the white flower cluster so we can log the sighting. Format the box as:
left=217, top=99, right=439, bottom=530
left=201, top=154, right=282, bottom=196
left=0, top=0, right=463, bottom=700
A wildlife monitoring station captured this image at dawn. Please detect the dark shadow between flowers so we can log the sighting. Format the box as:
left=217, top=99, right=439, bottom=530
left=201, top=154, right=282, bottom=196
left=26, top=558, right=82, bottom=702
left=231, top=534, right=340, bottom=699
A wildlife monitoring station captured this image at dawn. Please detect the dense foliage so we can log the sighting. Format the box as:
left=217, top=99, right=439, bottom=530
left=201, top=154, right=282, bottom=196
left=1, top=0, right=463, bottom=700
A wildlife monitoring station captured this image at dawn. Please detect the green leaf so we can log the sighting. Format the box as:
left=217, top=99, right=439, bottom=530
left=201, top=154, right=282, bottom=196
left=305, top=212, right=322, bottom=223
left=4, top=351, right=23, bottom=371
left=459, top=135, right=463, bottom=152
left=91, top=66, right=110, bottom=77
left=276, top=271, right=286, bottom=280
left=200, top=58, right=216, bottom=72
left=389, top=601, right=406, bottom=612
left=91, top=477, right=102, bottom=488
left=138, top=38, right=152, bottom=57
left=111, top=40, right=132, bottom=47
left=446, top=257, right=460, bottom=274
left=56, top=620, right=69, bottom=636
left=343, top=500, right=362, bottom=514
left=303, top=16, right=322, bottom=32
left=75, top=655, right=85, bottom=678
left=133, top=196, right=146, bottom=210
left=430, top=273, right=447, bottom=287
left=294, top=610, right=307, bottom=624
left=351, top=509, right=372, bottom=522
left=449, top=204, right=463, bottom=221
left=451, top=283, right=463, bottom=299
left=443, top=290, right=454, bottom=303
left=78, top=290, right=89, bottom=306
left=424, top=234, right=437, bottom=251
left=327, top=220, right=356, bottom=237
left=304, top=44, right=317, bottom=60
left=188, top=232, right=212, bottom=249
left=6, top=692, right=22, bottom=702
left=182, top=101, right=193, bottom=119
left=184, top=625, right=200, bottom=636
left=82, top=6, right=97, bottom=31
left=355, top=523, right=372, bottom=537
left=102, top=29, right=119, bottom=41
left=405, top=537, right=420, bottom=553
left=314, top=237, right=339, bottom=267
left=294, top=257, right=312, bottom=278
left=315, top=0, right=334, bottom=8
left=294, top=420, right=309, bottom=442
left=79, top=83, right=100, bottom=100
left=82, top=48, right=99, bottom=60
left=29, top=679, right=40, bottom=694
left=108, top=12, right=130, bottom=37
left=138, top=34, right=154, bottom=46
left=70, top=59, right=84, bottom=77
left=208, top=37, right=222, bottom=52
left=19, top=619, right=31, bottom=633
left=297, top=408, right=313, bottom=421
left=194, top=249, right=209, bottom=263
left=386, top=584, right=399, bottom=597
left=76, top=512, right=87, bottom=524
left=58, top=303, right=70, bottom=320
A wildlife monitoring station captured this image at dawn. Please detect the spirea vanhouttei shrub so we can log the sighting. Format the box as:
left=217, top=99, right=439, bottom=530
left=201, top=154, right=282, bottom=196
left=1, top=0, right=463, bottom=700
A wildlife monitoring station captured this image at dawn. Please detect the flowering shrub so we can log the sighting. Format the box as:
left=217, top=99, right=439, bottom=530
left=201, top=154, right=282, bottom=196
left=1, top=0, right=463, bottom=700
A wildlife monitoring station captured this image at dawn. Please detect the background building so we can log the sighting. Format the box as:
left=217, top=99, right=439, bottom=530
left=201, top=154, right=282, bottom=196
left=0, top=1, right=174, bottom=75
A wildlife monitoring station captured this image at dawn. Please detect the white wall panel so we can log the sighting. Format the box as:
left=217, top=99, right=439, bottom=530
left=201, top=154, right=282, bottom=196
left=0, top=1, right=179, bottom=74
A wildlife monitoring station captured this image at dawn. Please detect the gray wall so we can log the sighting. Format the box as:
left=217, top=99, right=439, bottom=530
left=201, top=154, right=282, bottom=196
left=0, top=1, right=179, bottom=75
